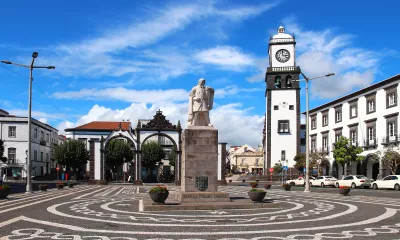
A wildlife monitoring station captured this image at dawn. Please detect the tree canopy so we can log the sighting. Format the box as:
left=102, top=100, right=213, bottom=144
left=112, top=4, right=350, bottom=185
left=167, top=146, right=177, bottom=167
left=141, top=141, right=165, bottom=180
left=376, top=148, right=400, bottom=175
left=333, top=136, right=363, bottom=167
left=293, top=153, right=306, bottom=171
left=0, top=139, right=6, bottom=163
left=273, top=162, right=283, bottom=174
left=105, top=139, right=134, bottom=171
left=52, top=140, right=89, bottom=180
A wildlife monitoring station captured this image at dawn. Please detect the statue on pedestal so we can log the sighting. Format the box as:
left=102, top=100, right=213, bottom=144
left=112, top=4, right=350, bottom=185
left=188, top=78, right=214, bottom=127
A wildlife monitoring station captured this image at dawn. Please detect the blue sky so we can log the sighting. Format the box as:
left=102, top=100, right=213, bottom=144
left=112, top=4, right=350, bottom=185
left=0, top=0, right=399, bottom=147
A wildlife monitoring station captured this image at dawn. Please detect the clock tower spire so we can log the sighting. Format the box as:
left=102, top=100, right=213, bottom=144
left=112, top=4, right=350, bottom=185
left=265, top=25, right=301, bottom=174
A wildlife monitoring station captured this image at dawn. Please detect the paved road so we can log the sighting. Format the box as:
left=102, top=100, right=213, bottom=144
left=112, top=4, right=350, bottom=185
left=0, top=185, right=399, bottom=240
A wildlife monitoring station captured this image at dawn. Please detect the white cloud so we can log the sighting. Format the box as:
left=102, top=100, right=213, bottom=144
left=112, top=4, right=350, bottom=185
left=51, top=85, right=263, bottom=103
left=38, top=118, right=48, bottom=124
left=7, top=109, right=65, bottom=120
left=195, top=46, right=255, bottom=71
left=247, top=57, right=269, bottom=83
left=52, top=88, right=189, bottom=103
left=58, top=102, right=263, bottom=147
left=283, top=19, right=381, bottom=99
left=34, top=2, right=276, bottom=80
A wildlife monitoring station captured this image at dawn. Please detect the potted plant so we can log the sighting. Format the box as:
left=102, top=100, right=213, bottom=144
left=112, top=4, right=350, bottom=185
left=339, top=186, right=351, bottom=196
left=0, top=184, right=10, bottom=199
left=38, top=184, right=48, bottom=191
left=149, top=185, right=169, bottom=204
left=56, top=183, right=65, bottom=190
left=250, top=182, right=258, bottom=188
left=248, top=188, right=266, bottom=202
left=282, top=183, right=291, bottom=191
left=264, top=184, right=271, bottom=189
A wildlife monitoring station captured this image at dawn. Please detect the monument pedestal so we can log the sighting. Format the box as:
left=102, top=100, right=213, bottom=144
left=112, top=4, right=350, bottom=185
left=179, top=127, right=230, bottom=202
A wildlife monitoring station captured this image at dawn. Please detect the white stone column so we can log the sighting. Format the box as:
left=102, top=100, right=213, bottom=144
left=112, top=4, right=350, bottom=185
left=94, top=141, right=101, bottom=180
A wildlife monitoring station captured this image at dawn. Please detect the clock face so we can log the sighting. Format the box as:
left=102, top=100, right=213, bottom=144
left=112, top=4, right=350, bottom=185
left=275, top=49, right=290, bottom=63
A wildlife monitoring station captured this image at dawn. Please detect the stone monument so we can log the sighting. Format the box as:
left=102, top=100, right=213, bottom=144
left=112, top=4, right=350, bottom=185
left=177, top=78, right=230, bottom=203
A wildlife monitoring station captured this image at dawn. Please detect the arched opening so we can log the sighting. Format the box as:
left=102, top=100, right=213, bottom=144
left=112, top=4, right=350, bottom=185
left=332, top=160, right=339, bottom=178
left=141, top=133, right=177, bottom=183
left=104, top=136, right=136, bottom=182
left=286, top=75, right=292, bottom=88
left=275, top=76, right=281, bottom=88
left=362, top=154, right=379, bottom=180
left=356, top=161, right=362, bottom=175
left=372, top=162, right=379, bottom=180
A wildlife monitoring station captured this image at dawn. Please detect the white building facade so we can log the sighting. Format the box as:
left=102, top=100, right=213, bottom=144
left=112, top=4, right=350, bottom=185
left=307, top=74, right=400, bottom=180
left=0, top=109, right=59, bottom=179
left=265, top=26, right=301, bottom=172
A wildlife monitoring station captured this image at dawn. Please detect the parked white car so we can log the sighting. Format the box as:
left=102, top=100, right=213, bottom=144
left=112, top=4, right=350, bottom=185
left=310, top=176, right=337, bottom=187
left=287, top=176, right=315, bottom=186
left=371, top=175, right=400, bottom=191
left=334, top=175, right=372, bottom=189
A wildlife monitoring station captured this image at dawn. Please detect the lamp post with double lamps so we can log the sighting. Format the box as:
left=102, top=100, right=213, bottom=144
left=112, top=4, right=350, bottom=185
left=293, top=72, right=335, bottom=193
left=1, top=52, right=55, bottom=193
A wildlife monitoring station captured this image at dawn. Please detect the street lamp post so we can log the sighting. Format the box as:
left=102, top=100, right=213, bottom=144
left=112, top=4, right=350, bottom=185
left=1, top=52, right=55, bottom=193
left=294, top=72, right=335, bottom=192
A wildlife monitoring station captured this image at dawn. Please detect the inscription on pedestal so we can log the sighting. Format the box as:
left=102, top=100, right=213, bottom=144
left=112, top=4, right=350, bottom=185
left=195, top=176, right=208, bottom=191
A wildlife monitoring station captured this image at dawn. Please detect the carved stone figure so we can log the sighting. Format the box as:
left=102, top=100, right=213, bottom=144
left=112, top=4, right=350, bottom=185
left=188, top=78, right=214, bottom=127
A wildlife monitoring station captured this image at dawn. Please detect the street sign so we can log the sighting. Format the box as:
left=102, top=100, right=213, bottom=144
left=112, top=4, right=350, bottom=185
left=269, top=168, right=274, bottom=173
left=283, top=166, right=288, bottom=171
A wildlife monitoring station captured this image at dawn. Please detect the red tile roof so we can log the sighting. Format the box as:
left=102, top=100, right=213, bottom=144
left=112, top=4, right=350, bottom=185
left=66, top=121, right=131, bottom=131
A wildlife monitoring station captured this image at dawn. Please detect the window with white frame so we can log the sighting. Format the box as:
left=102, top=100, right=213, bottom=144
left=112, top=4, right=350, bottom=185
left=388, top=122, right=395, bottom=137
left=388, top=92, right=396, bottom=106
left=40, top=152, right=43, bottom=162
left=255, top=158, right=259, bottom=166
left=241, top=158, right=246, bottom=165
left=311, top=139, right=316, bottom=151
left=350, top=105, right=357, bottom=118
left=311, top=118, right=316, bottom=129
left=278, top=120, right=290, bottom=133
left=322, top=115, right=328, bottom=126
left=8, top=126, right=16, bottom=138
left=335, top=110, right=342, bottom=122
left=41, top=131, right=44, bottom=140
left=322, top=137, right=328, bottom=150
left=46, top=133, right=49, bottom=143
left=46, top=153, right=49, bottom=162
left=367, top=126, right=375, bottom=140
left=34, top=150, right=37, bottom=161
left=350, top=130, right=357, bottom=144
left=34, top=129, right=38, bottom=139
left=367, top=99, right=375, bottom=113
left=8, top=148, right=16, bottom=163
left=335, top=133, right=342, bottom=142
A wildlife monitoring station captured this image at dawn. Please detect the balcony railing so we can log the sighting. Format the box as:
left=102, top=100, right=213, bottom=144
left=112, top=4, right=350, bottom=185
left=381, top=135, right=400, bottom=145
left=311, top=147, right=330, bottom=154
left=40, top=139, right=46, bottom=146
left=363, top=138, right=378, bottom=148
left=267, top=66, right=301, bottom=72
left=269, top=38, right=295, bottom=44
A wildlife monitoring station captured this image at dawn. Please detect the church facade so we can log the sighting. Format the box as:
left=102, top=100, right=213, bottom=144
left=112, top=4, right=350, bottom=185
left=265, top=26, right=301, bottom=171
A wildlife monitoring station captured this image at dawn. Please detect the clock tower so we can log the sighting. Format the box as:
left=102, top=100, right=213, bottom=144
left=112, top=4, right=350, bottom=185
left=265, top=26, right=301, bottom=172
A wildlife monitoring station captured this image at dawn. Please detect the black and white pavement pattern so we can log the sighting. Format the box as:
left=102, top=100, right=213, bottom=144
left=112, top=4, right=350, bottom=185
left=0, top=185, right=400, bottom=240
